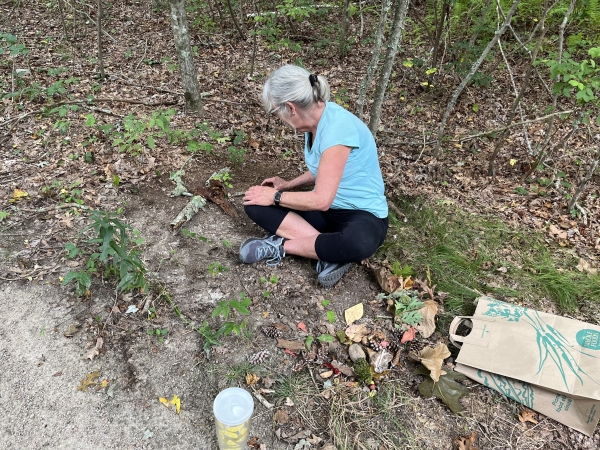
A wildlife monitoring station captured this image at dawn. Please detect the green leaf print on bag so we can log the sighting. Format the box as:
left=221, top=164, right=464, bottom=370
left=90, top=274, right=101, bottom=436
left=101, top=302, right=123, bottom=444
left=482, top=299, right=598, bottom=392
left=477, top=369, right=534, bottom=408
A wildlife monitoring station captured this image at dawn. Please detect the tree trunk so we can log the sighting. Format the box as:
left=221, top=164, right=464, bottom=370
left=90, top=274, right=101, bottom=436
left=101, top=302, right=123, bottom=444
left=487, top=0, right=550, bottom=175
left=58, top=0, right=70, bottom=41
left=368, top=0, right=410, bottom=138
left=433, top=0, right=521, bottom=158
left=569, top=147, right=600, bottom=211
left=339, top=0, right=351, bottom=56
left=224, top=0, right=246, bottom=40
left=356, top=0, right=391, bottom=120
left=97, top=0, right=105, bottom=79
left=169, top=0, right=203, bottom=111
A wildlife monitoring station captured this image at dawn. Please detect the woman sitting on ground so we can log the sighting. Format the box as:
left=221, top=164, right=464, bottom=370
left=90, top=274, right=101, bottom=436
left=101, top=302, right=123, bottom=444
left=239, top=65, right=388, bottom=288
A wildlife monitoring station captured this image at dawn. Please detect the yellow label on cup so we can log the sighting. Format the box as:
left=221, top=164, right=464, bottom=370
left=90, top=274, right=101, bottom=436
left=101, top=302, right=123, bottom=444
left=216, top=419, right=249, bottom=449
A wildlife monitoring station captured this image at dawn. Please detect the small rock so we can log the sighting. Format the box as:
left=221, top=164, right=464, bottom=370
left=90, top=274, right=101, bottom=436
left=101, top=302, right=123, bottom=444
left=348, top=343, right=365, bottom=362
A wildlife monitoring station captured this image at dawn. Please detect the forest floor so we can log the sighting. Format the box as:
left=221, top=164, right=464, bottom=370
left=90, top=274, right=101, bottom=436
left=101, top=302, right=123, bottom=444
left=1, top=1, right=600, bottom=449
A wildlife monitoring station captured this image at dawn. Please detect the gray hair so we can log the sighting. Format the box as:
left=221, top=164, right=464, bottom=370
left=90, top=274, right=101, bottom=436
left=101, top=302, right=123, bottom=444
left=262, top=65, right=330, bottom=117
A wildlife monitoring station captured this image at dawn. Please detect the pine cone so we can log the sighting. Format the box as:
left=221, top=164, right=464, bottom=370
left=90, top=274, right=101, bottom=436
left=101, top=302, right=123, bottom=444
left=262, top=326, right=283, bottom=338
left=249, top=350, right=270, bottom=364
left=369, top=339, right=383, bottom=352
left=388, top=341, right=399, bottom=353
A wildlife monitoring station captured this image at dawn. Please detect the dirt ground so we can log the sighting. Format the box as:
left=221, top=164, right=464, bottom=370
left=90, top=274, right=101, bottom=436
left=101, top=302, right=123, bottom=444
left=2, top=1, right=600, bottom=448
left=1, top=156, right=599, bottom=449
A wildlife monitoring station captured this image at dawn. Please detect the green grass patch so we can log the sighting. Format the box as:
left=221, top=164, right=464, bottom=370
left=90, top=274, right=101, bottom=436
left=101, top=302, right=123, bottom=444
left=380, top=195, right=600, bottom=320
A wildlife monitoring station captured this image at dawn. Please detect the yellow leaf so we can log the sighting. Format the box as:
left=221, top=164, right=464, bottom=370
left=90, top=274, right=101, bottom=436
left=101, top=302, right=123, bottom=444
left=403, top=276, right=414, bottom=290
left=510, top=159, right=517, bottom=166
left=262, top=311, right=269, bottom=318
left=170, top=394, right=181, bottom=414
left=421, top=81, right=429, bottom=86
left=246, top=373, right=260, bottom=385
left=10, top=189, right=29, bottom=203
left=101, top=379, right=109, bottom=388
left=454, top=143, right=462, bottom=148
left=159, top=397, right=170, bottom=407
left=344, top=303, right=364, bottom=325
left=77, top=370, right=100, bottom=392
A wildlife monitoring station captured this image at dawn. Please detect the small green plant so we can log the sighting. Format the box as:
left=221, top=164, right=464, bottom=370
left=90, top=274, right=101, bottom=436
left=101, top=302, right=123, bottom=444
left=377, top=290, right=424, bottom=327
left=211, top=171, right=234, bottom=188
left=181, top=228, right=208, bottom=242
left=197, top=292, right=252, bottom=357
left=327, top=310, right=335, bottom=324
left=391, top=261, right=415, bottom=277
left=148, top=328, right=169, bottom=343
left=62, top=210, right=147, bottom=295
left=0, top=211, right=9, bottom=222
left=208, top=261, right=229, bottom=277
left=222, top=239, right=232, bottom=249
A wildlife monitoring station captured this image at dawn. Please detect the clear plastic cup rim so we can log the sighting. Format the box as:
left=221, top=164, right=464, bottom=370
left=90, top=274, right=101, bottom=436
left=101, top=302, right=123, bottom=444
left=213, top=387, right=254, bottom=426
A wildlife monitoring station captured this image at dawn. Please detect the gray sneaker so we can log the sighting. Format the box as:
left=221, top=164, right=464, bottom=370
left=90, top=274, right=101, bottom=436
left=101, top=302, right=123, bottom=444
left=239, top=235, right=286, bottom=266
left=316, top=261, right=352, bottom=288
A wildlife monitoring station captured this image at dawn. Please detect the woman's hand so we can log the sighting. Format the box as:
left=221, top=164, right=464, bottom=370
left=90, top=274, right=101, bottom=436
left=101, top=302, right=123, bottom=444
left=243, top=185, right=278, bottom=206
left=261, top=177, right=289, bottom=191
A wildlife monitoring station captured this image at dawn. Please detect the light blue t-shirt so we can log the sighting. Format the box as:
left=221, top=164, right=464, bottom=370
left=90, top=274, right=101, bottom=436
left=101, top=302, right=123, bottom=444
left=304, top=102, right=388, bottom=218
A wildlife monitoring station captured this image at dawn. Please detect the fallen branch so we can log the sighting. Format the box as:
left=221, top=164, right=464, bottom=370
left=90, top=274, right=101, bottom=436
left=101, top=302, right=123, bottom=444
left=170, top=196, right=207, bottom=230
left=453, top=110, right=574, bottom=142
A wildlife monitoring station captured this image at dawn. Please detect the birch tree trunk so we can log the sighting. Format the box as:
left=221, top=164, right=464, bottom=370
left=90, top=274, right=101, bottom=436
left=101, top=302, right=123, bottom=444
left=97, top=0, right=105, bottom=79
left=356, top=0, right=391, bottom=120
left=368, top=0, right=410, bottom=138
left=433, top=0, right=521, bottom=157
left=169, top=0, right=203, bottom=111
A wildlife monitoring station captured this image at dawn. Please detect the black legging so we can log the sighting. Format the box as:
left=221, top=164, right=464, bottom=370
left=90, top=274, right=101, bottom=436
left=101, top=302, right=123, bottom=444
left=244, top=205, right=388, bottom=263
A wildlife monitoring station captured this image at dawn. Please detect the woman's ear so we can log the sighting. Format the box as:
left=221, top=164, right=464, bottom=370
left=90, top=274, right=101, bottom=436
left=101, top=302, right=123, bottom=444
left=286, top=102, right=296, bottom=115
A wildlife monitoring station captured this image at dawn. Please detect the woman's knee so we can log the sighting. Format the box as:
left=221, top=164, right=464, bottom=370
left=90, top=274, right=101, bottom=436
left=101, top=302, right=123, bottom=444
left=244, top=205, right=263, bottom=223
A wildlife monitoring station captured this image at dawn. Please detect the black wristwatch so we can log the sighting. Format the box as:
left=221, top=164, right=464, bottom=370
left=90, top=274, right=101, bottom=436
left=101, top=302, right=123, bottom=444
left=273, top=191, right=283, bottom=206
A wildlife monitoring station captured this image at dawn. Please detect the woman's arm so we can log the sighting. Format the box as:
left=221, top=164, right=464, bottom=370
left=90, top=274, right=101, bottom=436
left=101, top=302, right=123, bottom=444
left=243, top=145, right=351, bottom=211
left=262, top=171, right=315, bottom=191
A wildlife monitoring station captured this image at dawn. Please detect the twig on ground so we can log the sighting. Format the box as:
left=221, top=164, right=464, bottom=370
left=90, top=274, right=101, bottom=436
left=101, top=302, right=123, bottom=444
left=135, top=37, right=149, bottom=72
left=454, top=110, right=574, bottom=142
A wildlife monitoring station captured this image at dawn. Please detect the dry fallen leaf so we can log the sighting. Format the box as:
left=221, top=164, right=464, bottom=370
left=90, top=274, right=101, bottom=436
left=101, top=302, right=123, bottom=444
left=415, top=300, right=438, bottom=338
left=344, top=303, right=364, bottom=325
left=373, top=267, right=402, bottom=293
left=518, top=408, right=538, bottom=426
left=418, top=344, right=451, bottom=382
left=246, top=373, right=260, bottom=385
left=63, top=323, right=81, bottom=337
left=85, top=337, right=104, bottom=361
left=77, top=370, right=100, bottom=392
left=345, top=323, right=369, bottom=342
left=284, top=397, right=294, bottom=406
left=297, top=322, right=308, bottom=333
left=453, top=431, right=478, bottom=450
left=400, top=326, right=416, bottom=343
left=319, top=370, right=333, bottom=379
left=576, top=258, right=598, bottom=275
left=274, top=409, right=289, bottom=424
left=277, top=339, right=305, bottom=351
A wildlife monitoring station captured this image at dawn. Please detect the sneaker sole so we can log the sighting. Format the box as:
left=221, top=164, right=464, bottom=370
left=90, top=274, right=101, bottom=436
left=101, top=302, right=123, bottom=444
left=318, top=263, right=351, bottom=288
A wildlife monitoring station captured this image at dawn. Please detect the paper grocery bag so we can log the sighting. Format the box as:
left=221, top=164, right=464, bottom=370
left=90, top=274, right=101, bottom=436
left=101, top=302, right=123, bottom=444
left=455, top=363, right=600, bottom=436
left=449, top=296, right=600, bottom=401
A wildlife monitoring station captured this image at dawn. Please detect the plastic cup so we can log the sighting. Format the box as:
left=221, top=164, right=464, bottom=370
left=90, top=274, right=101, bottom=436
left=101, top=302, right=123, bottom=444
left=213, top=387, right=254, bottom=450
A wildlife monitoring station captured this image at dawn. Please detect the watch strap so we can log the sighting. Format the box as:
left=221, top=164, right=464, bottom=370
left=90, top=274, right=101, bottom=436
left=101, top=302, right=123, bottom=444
left=274, top=191, right=283, bottom=206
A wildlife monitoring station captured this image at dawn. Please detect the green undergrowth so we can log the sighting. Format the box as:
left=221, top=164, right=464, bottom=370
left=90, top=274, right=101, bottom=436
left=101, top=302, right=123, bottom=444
left=380, top=195, right=600, bottom=325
